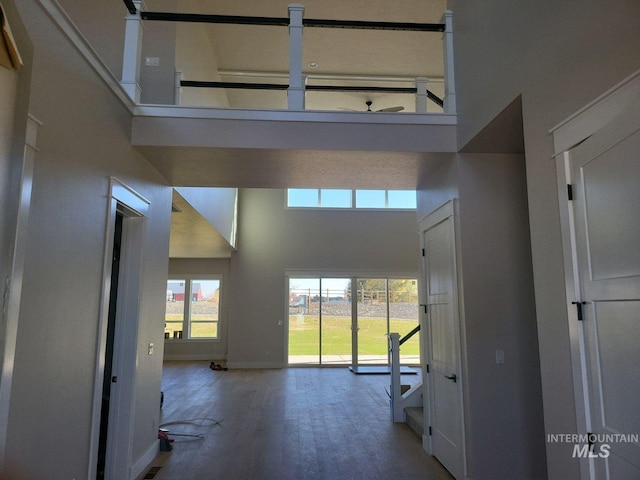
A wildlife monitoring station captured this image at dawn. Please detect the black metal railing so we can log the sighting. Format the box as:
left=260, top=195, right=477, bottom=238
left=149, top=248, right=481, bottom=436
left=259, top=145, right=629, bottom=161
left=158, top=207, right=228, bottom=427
left=399, top=324, right=420, bottom=346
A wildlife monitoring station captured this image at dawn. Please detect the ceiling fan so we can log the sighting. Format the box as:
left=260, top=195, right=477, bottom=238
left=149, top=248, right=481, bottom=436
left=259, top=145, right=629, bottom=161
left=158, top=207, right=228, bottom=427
left=341, top=101, right=404, bottom=113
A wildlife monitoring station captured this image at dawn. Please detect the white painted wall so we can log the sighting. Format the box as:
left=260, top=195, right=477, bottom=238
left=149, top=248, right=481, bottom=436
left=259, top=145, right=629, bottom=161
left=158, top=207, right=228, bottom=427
left=174, top=187, right=237, bottom=247
left=449, top=1, right=640, bottom=477
left=227, top=188, right=420, bottom=367
left=3, top=2, right=172, bottom=478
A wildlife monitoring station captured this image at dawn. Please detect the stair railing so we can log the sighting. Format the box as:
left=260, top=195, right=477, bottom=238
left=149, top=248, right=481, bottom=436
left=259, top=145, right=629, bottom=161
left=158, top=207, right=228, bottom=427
left=389, top=324, right=420, bottom=422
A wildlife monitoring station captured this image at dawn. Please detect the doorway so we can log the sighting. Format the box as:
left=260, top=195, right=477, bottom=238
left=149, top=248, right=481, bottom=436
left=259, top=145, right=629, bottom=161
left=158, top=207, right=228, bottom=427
left=96, top=212, right=123, bottom=479
left=419, top=200, right=466, bottom=480
left=564, top=104, right=640, bottom=479
left=287, top=276, right=419, bottom=367
left=89, top=179, right=149, bottom=480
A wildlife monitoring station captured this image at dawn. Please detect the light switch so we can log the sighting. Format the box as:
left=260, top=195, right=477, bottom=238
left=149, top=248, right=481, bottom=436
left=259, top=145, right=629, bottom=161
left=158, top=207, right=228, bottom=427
left=496, top=349, right=504, bottom=364
left=145, top=56, right=160, bottom=66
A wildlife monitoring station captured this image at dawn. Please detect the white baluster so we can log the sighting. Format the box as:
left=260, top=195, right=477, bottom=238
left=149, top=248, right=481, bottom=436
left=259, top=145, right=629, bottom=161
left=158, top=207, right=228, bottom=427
left=389, top=333, right=404, bottom=422
left=174, top=70, right=183, bottom=105
left=288, top=4, right=305, bottom=110
left=442, top=11, right=456, bottom=114
left=415, top=77, right=429, bottom=113
left=121, top=0, right=145, bottom=103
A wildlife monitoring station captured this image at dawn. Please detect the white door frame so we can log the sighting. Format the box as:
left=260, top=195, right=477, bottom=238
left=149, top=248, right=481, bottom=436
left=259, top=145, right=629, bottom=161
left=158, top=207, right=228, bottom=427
left=88, top=178, right=150, bottom=480
left=0, top=115, right=40, bottom=474
left=552, top=68, right=640, bottom=480
left=418, top=199, right=467, bottom=478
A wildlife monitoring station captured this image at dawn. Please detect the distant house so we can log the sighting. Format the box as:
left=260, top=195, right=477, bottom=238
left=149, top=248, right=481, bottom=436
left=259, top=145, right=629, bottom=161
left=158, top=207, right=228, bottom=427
left=167, top=282, right=203, bottom=301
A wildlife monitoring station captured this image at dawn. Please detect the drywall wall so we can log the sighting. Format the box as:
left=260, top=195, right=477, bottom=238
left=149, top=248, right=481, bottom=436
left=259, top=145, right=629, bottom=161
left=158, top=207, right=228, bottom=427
left=174, top=187, right=237, bottom=247
left=4, top=2, right=172, bottom=478
left=418, top=154, right=545, bottom=479
left=456, top=153, right=545, bottom=479
left=175, top=0, right=230, bottom=107
left=227, top=188, right=420, bottom=367
left=449, top=1, right=640, bottom=477
left=165, top=258, right=231, bottom=361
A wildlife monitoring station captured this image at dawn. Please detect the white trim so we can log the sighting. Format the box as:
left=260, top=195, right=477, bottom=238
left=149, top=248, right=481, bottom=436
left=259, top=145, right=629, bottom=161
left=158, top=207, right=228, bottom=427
left=89, top=179, right=148, bottom=480
left=37, top=0, right=135, bottom=112
left=226, top=361, right=286, bottom=369
left=551, top=70, right=640, bottom=480
left=163, top=353, right=222, bottom=361
left=0, top=115, right=39, bottom=474
left=133, top=104, right=457, bottom=125
left=110, top=177, right=151, bottom=218
left=129, top=440, right=159, bottom=480
left=550, top=68, right=640, bottom=154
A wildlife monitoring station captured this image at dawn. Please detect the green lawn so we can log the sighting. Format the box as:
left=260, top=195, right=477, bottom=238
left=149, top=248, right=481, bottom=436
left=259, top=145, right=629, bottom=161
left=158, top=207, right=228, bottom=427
left=288, top=315, right=419, bottom=356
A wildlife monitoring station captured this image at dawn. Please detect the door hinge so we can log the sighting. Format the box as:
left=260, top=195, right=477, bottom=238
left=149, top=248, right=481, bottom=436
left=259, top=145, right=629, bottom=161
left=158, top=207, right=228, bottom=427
left=426, top=364, right=430, bottom=373
left=428, top=426, right=432, bottom=436
left=572, top=301, right=586, bottom=321
left=419, top=304, right=428, bottom=314
left=567, top=184, right=574, bottom=201
left=422, top=248, right=425, bottom=257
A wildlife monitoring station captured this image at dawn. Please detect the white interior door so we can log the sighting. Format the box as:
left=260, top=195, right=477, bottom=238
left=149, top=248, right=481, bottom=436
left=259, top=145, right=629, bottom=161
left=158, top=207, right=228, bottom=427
left=570, top=104, right=640, bottom=479
left=421, top=202, right=465, bottom=480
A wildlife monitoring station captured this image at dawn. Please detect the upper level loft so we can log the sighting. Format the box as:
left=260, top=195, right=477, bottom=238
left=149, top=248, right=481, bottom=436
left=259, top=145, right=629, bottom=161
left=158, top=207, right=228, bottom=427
left=121, top=1, right=456, bottom=115
left=99, top=1, right=458, bottom=187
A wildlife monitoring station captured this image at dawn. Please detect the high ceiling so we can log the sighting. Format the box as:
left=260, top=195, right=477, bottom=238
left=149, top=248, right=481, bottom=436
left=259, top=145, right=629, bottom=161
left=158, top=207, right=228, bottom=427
left=141, top=0, right=449, bottom=257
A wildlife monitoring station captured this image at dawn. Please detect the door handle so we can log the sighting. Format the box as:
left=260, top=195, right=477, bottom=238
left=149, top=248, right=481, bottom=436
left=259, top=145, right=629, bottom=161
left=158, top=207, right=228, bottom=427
left=444, top=373, right=457, bottom=383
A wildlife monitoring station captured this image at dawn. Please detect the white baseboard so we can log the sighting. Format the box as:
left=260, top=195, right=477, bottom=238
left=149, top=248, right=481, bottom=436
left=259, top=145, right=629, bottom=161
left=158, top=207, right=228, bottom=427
left=163, top=353, right=222, bottom=361
left=130, top=440, right=159, bottom=480
left=226, top=361, right=285, bottom=369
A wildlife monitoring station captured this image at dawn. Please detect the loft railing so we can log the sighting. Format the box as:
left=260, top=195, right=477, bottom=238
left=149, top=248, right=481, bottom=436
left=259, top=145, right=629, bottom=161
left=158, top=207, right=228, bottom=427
left=389, top=324, right=420, bottom=422
left=121, top=1, right=455, bottom=112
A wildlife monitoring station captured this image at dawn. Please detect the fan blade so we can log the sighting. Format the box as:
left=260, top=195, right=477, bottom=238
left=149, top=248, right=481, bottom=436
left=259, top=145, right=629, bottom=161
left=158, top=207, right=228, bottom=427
left=377, top=106, right=404, bottom=112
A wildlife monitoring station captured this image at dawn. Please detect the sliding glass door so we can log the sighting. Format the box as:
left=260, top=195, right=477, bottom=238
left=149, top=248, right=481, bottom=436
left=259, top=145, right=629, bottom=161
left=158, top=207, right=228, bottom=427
left=288, top=278, right=352, bottom=365
left=288, top=276, right=419, bottom=367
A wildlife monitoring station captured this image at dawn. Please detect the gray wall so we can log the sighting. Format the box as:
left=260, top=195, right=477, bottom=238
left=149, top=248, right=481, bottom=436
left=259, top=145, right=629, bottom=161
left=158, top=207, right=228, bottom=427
left=418, top=154, right=545, bottom=479
left=4, top=1, right=172, bottom=478
left=450, top=0, right=640, bottom=477
left=227, top=188, right=420, bottom=367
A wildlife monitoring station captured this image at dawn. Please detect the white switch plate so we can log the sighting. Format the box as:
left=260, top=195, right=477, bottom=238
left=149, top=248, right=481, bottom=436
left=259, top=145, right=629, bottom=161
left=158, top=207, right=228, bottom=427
left=148, top=343, right=154, bottom=355
left=496, top=349, right=504, bottom=364
left=145, top=56, right=160, bottom=66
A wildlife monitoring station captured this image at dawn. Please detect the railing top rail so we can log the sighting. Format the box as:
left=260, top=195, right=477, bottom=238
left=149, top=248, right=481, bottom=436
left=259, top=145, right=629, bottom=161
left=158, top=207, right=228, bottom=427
left=140, top=11, right=445, bottom=32
left=398, top=324, right=420, bottom=346
left=180, top=81, right=445, bottom=108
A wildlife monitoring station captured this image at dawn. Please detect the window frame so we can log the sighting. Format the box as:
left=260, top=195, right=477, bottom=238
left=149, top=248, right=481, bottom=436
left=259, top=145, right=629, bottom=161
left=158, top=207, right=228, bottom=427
left=165, top=275, right=223, bottom=341
left=286, top=188, right=416, bottom=210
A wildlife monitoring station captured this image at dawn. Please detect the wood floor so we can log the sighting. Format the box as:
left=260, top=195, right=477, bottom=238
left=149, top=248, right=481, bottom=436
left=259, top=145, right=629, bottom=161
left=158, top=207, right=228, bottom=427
left=141, top=361, right=453, bottom=480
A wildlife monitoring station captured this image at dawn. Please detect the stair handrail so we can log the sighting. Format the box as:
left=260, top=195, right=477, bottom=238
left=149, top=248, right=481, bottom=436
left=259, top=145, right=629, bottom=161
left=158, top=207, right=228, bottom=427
left=399, top=324, right=420, bottom=346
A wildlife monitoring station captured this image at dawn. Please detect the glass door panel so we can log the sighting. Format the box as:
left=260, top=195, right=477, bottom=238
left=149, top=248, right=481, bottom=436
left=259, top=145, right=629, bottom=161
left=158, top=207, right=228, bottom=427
left=320, top=278, right=352, bottom=365
left=288, top=278, right=320, bottom=364
left=389, top=279, right=420, bottom=365
left=357, top=278, right=389, bottom=365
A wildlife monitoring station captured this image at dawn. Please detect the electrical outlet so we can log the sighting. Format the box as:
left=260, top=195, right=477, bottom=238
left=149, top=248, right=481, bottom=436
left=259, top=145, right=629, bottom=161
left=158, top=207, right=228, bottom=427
left=148, top=343, right=154, bottom=355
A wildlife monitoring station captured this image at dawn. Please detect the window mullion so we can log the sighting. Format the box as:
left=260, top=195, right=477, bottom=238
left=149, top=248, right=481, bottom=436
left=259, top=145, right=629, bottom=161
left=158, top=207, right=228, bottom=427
left=184, top=279, right=192, bottom=338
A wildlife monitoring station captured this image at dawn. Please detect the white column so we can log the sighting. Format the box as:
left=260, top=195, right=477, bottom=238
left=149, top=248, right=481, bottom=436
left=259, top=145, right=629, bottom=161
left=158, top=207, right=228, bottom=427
left=442, top=10, right=456, bottom=114
left=174, top=70, right=183, bottom=105
left=121, top=0, right=144, bottom=103
left=415, top=77, right=429, bottom=113
left=288, top=4, right=305, bottom=110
